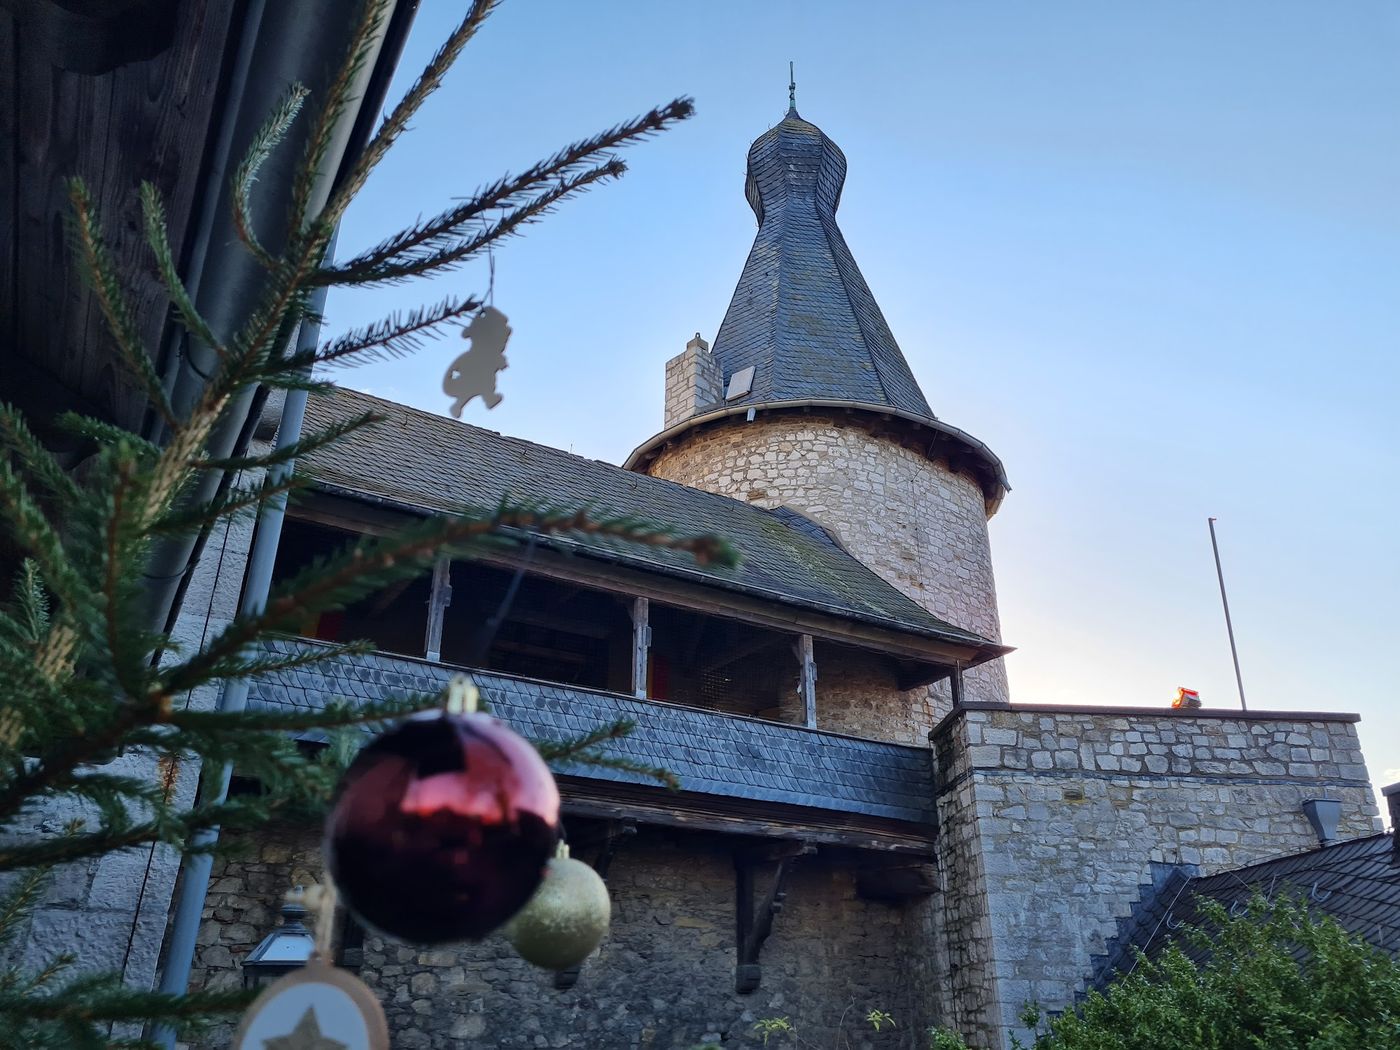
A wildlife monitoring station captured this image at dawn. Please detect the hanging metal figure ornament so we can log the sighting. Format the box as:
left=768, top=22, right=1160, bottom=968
left=443, top=305, right=511, bottom=416
left=443, top=246, right=511, bottom=416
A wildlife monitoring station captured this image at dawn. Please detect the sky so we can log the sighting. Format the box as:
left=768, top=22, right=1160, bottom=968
left=327, top=1, right=1400, bottom=809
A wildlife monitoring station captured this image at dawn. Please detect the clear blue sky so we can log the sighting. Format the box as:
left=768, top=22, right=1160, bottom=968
left=328, top=1, right=1400, bottom=808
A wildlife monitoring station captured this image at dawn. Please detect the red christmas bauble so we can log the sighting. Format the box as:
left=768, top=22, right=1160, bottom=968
left=325, top=710, right=561, bottom=944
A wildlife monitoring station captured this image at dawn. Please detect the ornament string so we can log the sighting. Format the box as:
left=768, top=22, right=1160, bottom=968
left=445, top=675, right=481, bottom=716
left=302, top=881, right=339, bottom=962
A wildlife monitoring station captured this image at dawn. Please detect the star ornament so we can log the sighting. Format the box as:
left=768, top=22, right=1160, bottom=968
left=263, top=1007, right=347, bottom=1050
left=233, top=961, right=388, bottom=1050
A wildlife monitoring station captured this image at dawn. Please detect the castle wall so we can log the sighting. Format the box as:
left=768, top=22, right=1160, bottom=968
left=814, top=643, right=931, bottom=745
left=644, top=413, right=1008, bottom=721
left=189, top=824, right=939, bottom=1050
left=932, top=704, right=1381, bottom=1048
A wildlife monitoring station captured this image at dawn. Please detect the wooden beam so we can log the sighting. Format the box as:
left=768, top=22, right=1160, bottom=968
left=490, top=638, right=588, bottom=664
left=557, top=776, right=935, bottom=857
left=630, top=597, right=649, bottom=698
left=697, top=630, right=782, bottom=674
left=292, top=490, right=994, bottom=671
left=795, top=634, right=816, bottom=729
left=423, top=557, right=451, bottom=662
left=734, top=842, right=813, bottom=993
left=856, top=863, right=938, bottom=902
left=454, top=602, right=613, bottom=640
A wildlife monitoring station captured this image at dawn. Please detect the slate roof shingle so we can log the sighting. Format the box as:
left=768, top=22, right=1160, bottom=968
left=1092, top=834, right=1400, bottom=989
left=706, top=107, right=935, bottom=418
left=301, top=386, right=1001, bottom=655
left=251, top=638, right=937, bottom=824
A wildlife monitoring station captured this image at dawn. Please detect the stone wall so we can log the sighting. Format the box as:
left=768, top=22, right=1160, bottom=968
left=643, top=412, right=1007, bottom=718
left=189, top=825, right=936, bottom=1050
left=814, top=642, right=931, bottom=745
left=2, top=468, right=262, bottom=1005
left=932, top=703, right=1382, bottom=1048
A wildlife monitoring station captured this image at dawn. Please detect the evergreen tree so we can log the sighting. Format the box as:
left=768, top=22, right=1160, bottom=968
left=0, top=2, right=720, bottom=1044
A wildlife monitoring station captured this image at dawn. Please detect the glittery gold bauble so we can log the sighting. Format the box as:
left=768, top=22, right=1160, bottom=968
left=504, top=851, right=610, bottom=970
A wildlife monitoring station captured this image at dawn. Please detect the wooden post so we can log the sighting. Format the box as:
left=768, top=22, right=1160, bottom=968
left=424, top=557, right=452, bottom=662
left=795, top=634, right=816, bottom=728
left=630, top=597, right=650, bottom=698
left=949, top=662, right=964, bottom=709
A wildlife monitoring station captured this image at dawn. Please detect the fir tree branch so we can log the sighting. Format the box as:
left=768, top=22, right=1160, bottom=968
left=289, top=0, right=393, bottom=231
left=0, top=799, right=255, bottom=871
left=0, top=405, right=78, bottom=504
left=165, top=692, right=437, bottom=735
left=139, top=183, right=225, bottom=356
left=0, top=460, right=90, bottom=616
left=287, top=294, right=482, bottom=369
left=230, top=84, right=308, bottom=269
left=53, top=412, right=160, bottom=458
left=0, top=866, right=52, bottom=952
left=64, top=180, right=176, bottom=428
left=190, top=639, right=374, bottom=683
left=147, top=471, right=310, bottom=537
left=0, top=981, right=252, bottom=1024
left=321, top=160, right=624, bottom=286
left=532, top=717, right=679, bottom=788
left=320, top=0, right=498, bottom=227
left=322, top=96, right=693, bottom=283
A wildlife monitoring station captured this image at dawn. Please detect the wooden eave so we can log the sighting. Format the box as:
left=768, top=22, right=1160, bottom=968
left=293, top=486, right=1005, bottom=683
left=557, top=775, right=935, bottom=858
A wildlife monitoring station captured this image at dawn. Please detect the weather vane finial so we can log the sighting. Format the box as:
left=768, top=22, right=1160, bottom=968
left=788, top=61, right=796, bottom=112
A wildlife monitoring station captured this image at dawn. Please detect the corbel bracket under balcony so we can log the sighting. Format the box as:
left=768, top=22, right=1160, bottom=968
left=734, top=840, right=815, bottom=993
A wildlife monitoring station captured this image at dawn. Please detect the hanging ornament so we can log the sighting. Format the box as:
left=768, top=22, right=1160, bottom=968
left=324, top=676, right=560, bottom=944
left=234, top=886, right=388, bottom=1050
left=443, top=248, right=510, bottom=416
left=504, top=842, right=611, bottom=971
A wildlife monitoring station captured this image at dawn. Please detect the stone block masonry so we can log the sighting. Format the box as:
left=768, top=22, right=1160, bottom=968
left=645, top=412, right=1009, bottom=718
left=663, top=334, right=723, bottom=430
left=188, top=825, right=940, bottom=1049
left=931, top=703, right=1382, bottom=1049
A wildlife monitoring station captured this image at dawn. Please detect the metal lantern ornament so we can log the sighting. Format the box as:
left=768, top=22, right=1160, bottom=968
left=324, top=676, right=561, bottom=944
left=242, top=895, right=315, bottom=990
left=234, top=884, right=388, bottom=1050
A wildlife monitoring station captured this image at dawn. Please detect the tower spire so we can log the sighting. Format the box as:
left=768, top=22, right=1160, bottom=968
left=788, top=61, right=796, bottom=113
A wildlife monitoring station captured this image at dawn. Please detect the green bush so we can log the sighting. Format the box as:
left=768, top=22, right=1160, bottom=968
left=1019, top=894, right=1400, bottom=1050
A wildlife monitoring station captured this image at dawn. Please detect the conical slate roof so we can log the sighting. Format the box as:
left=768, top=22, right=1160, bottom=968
left=709, top=106, right=934, bottom=417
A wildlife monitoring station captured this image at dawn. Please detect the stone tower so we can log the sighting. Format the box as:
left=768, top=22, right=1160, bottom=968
left=627, top=102, right=1011, bottom=712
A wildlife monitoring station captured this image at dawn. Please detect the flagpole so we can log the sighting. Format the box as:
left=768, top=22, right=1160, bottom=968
left=1208, top=517, right=1247, bottom=711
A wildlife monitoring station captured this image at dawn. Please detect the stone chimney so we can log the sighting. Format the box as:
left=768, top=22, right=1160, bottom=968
left=664, top=333, right=722, bottom=429
left=1384, top=782, right=1400, bottom=853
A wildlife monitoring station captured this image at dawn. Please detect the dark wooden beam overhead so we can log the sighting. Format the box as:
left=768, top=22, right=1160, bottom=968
left=292, top=490, right=988, bottom=678
left=1, top=0, right=240, bottom=432
left=2, top=0, right=179, bottom=75
left=557, top=775, right=935, bottom=858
